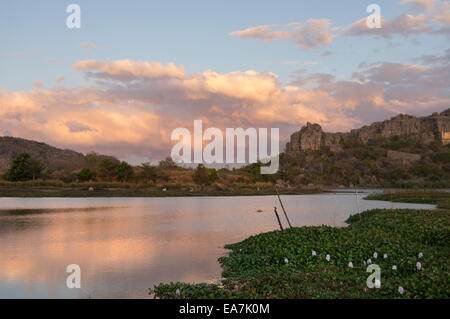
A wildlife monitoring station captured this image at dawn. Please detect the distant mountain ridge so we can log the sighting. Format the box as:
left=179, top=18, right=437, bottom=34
left=0, top=136, right=86, bottom=172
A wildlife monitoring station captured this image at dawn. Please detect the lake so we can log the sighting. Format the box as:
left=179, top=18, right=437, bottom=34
left=0, top=192, right=436, bottom=298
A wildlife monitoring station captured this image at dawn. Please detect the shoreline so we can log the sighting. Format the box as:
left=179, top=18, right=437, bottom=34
left=0, top=185, right=448, bottom=198
left=0, top=185, right=322, bottom=198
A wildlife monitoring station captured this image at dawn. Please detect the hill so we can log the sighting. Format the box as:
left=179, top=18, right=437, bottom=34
left=279, top=109, right=450, bottom=187
left=0, top=136, right=86, bottom=172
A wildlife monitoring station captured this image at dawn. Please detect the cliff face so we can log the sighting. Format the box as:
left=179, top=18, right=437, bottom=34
left=286, top=109, right=450, bottom=152
left=0, top=136, right=86, bottom=172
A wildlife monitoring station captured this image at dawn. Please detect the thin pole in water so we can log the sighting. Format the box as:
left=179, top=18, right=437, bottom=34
left=273, top=207, right=284, bottom=233
left=355, top=187, right=360, bottom=215
left=355, top=186, right=361, bottom=222
left=275, top=186, right=292, bottom=228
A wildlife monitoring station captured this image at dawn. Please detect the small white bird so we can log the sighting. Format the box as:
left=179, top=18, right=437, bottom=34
left=326, top=254, right=330, bottom=261
left=348, top=262, right=354, bottom=268
left=284, top=258, right=289, bottom=264
left=312, top=250, right=317, bottom=256
left=398, top=286, right=404, bottom=295
left=367, top=258, right=372, bottom=264
left=392, top=265, right=397, bottom=271
left=383, top=253, right=388, bottom=259
left=418, top=252, right=423, bottom=258
left=373, top=252, right=378, bottom=259
left=416, top=262, right=422, bottom=270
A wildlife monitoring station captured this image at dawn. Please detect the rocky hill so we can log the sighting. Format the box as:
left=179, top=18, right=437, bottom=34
left=0, top=136, right=86, bottom=172
left=286, top=109, right=450, bottom=152
left=281, top=109, right=450, bottom=187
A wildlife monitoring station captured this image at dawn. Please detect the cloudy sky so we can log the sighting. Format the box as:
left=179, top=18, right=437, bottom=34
left=1, top=0, right=449, bottom=164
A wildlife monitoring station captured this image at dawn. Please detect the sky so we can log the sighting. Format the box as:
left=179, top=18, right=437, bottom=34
left=0, top=0, right=449, bottom=164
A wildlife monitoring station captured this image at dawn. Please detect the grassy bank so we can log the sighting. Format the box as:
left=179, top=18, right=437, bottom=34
left=0, top=185, right=320, bottom=197
left=365, top=191, right=450, bottom=209
left=151, top=208, right=449, bottom=298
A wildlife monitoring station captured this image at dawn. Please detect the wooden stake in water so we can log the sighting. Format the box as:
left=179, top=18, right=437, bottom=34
left=273, top=207, right=284, bottom=233
left=355, top=187, right=360, bottom=215
left=275, top=186, right=292, bottom=228
left=355, top=186, right=361, bottom=222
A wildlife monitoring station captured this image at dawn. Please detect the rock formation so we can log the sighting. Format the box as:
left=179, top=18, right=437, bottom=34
left=286, top=109, right=450, bottom=152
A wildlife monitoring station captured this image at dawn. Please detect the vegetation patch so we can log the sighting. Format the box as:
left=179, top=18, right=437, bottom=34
left=151, top=209, right=449, bottom=299
left=365, top=191, right=450, bottom=209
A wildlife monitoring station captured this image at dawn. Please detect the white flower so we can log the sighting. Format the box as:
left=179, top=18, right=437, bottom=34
left=392, top=265, right=397, bottom=271
left=326, top=254, right=331, bottom=262
left=416, top=262, right=422, bottom=270
left=367, top=259, right=372, bottom=264
left=373, top=252, right=378, bottom=259
left=398, top=286, right=404, bottom=295
left=418, top=252, right=423, bottom=258
left=312, top=250, right=317, bottom=256
left=348, top=262, right=354, bottom=268
left=284, top=258, right=289, bottom=264
left=176, top=289, right=181, bottom=295
left=383, top=253, right=388, bottom=259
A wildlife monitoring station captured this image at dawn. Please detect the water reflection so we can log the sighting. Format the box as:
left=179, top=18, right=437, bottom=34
left=0, top=194, right=435, bottom=298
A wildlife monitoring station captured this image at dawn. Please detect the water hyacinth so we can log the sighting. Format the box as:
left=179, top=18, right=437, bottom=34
left=326, top=254, right=330, bottom=262
left=312, top=250, right=317, bottom=256
left=392, top=265, right=397, bottom=271
left=373, top=252, right=378, bottom=259
left=398, top=286, right=404, bottom=295
left=367, top=258, right=372, bottom=265
left=284, top=258, right=289, bottom=264
left=363, top=260, right=366, bottom=266
left=418, top=252, right=423, bottom=258
left=416, top=262, right=422, bottom=270
left=348, top=262, right=354, bottom=268
left=383, top=253, right=388, bottom=259
left=176, top=289, right=181, bottom=295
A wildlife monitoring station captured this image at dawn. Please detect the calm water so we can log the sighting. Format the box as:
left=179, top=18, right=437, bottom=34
left=0, top=193, right=435, bottom=299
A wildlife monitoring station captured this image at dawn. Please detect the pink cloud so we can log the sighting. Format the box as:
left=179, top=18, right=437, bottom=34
left=230, top=19, right=335, bottom=49
left=1, top=54, right=449, bottom=161
left=80, top=42, right=104, bottom=50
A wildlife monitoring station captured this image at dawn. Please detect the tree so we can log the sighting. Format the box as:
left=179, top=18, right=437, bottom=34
left=3, top=153, right=43, bottom=181
left=139, top=162, right=157, bottom=183
left=117, top=161, right=134, bottom=182
left=193, top=164, right=218, bottom=185
left=98, top=158, right=120, bottom=181
left=159, top=157, right=176, bottom=169
left=77, top=168, right=95, bottom=182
